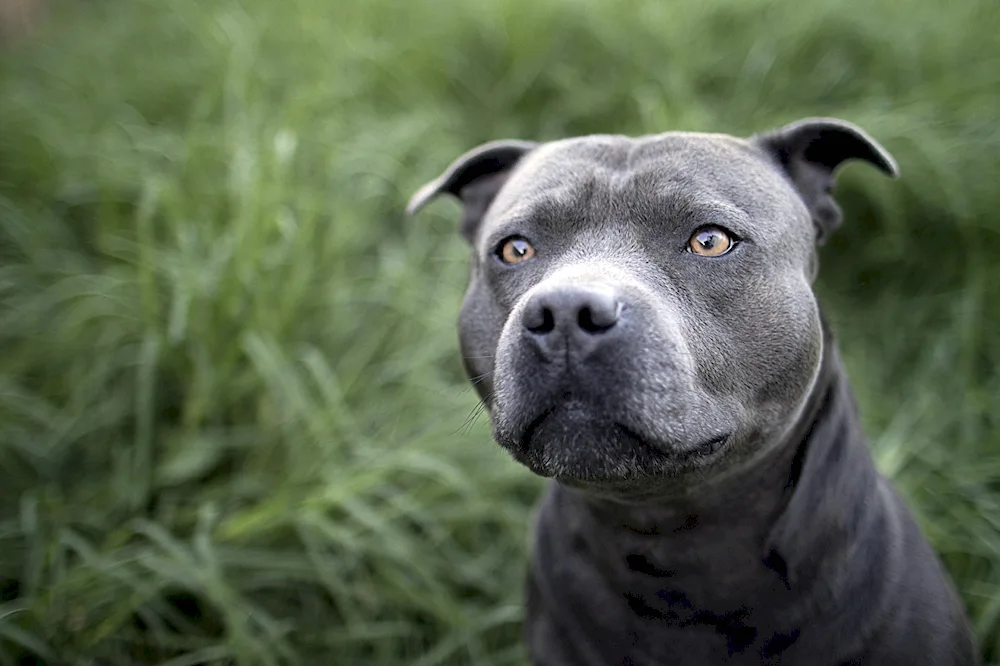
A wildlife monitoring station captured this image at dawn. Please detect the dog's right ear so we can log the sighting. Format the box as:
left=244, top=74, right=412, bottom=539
left=406, top=140, right=538, bottom=242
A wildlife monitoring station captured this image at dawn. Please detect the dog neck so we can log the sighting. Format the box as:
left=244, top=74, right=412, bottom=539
left=539, top=332, right=884, bottom=615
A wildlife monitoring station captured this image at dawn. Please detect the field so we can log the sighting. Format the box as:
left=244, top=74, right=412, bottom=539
left=1, top=0, right=998, bottom=663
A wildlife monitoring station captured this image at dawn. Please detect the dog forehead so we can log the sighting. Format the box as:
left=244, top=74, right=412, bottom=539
left=484, top=132, right=798, bottom=229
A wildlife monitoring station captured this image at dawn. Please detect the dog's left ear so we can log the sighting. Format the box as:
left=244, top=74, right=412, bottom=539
left=406, top=140, right=538, bottom=242
left=753, top=118, right=898, bottom=244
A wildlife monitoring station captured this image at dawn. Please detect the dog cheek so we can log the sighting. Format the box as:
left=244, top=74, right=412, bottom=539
left=458, top=280, right=507, bottom=404
left=694, top=279, right=821, bottom=409
left=747, top=287, right=823, bottom=416
left=462, top=279, right=549, bottom=439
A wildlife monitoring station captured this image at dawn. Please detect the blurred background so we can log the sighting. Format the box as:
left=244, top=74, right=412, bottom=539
left=0, top=0, right=998, bottom=664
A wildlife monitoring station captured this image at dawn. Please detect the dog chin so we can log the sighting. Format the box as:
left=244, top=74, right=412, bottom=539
left=493, top=401, right=731, bottom=484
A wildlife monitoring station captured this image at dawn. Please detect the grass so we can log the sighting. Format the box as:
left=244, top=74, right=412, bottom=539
left=0, top=0, right=998, bottom=663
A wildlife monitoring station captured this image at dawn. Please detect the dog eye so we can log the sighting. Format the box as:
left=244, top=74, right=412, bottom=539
left=497, top=237, right=536, bottom=265
left=688, top=226, right=735, bottom=257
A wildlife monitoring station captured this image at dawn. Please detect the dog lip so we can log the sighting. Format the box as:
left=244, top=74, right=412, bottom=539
left=514, top=405, right=731, bottom=460
left=518, top=405, right=557, bottom=454
left=677, top=433, right=730, bottom=459
left=617, top=425, right=730, bottom=460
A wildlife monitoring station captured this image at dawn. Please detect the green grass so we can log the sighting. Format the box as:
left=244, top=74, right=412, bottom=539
left=0, top=0, right=998, bottom=663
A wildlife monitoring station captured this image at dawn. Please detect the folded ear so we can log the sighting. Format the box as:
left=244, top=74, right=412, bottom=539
left=406, top=139, right=538, bottom=242
left=753, top=118, right=898, bottom=244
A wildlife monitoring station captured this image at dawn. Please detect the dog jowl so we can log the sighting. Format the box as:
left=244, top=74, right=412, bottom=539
left=408, top=119, right=978, bottom=665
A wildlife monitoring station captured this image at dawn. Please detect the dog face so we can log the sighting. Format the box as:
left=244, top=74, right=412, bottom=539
left=409, top=119, right=896, bottom=494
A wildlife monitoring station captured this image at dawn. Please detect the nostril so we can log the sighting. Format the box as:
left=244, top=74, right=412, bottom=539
left=524, top=287, right=622, bottom=339
left=526, top=306, right=556, bottom=334
left=578, top=302, right=620, bottom=333
left=578, top=307, right=599, bottom=333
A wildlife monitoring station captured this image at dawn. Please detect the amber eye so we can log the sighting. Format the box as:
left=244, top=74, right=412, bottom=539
left=498, top=237, right=536, bottom=264
left=688, top=226, right=735, bottom=257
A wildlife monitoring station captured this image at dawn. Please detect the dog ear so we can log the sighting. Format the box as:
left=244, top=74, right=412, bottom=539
left=753, top=118, right=898, bottom=244
left=406, top=140, right=538, bottom=242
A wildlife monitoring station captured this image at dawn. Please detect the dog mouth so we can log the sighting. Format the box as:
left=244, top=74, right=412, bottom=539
left=518, top=406, right=557, bottom=456
left=680, top=432, right=729, bottom=458
left=512, top=400, right=731, bottom=470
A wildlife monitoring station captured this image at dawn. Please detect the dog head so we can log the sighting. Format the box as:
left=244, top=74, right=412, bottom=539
left=408, top=119, right=896, bottom=495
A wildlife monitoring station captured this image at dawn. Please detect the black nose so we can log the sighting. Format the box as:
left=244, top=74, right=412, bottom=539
left=522, top=284, right=622, bottom=358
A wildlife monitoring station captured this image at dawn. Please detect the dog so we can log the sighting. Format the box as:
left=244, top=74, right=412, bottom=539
left=407, top=118, right=978, bottom=665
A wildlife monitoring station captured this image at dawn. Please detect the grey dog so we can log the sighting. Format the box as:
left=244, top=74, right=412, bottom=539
left=408, top=118, right=978, bottom=665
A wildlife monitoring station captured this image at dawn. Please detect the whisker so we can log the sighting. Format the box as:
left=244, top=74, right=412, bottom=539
left=454, top=400, right=482, bottom=435
left=457, top=370, right=494, bottom=397
left=467, top=406, right=490, bottom=435
left=467, top=371, right=493, bottom=384
left=454, top=393, right=494, bottom=437
left=468, top=398, right=492, bottom=430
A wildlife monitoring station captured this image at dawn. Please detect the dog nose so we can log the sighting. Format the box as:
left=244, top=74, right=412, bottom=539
left=522, top=284, right=622, bottom=357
